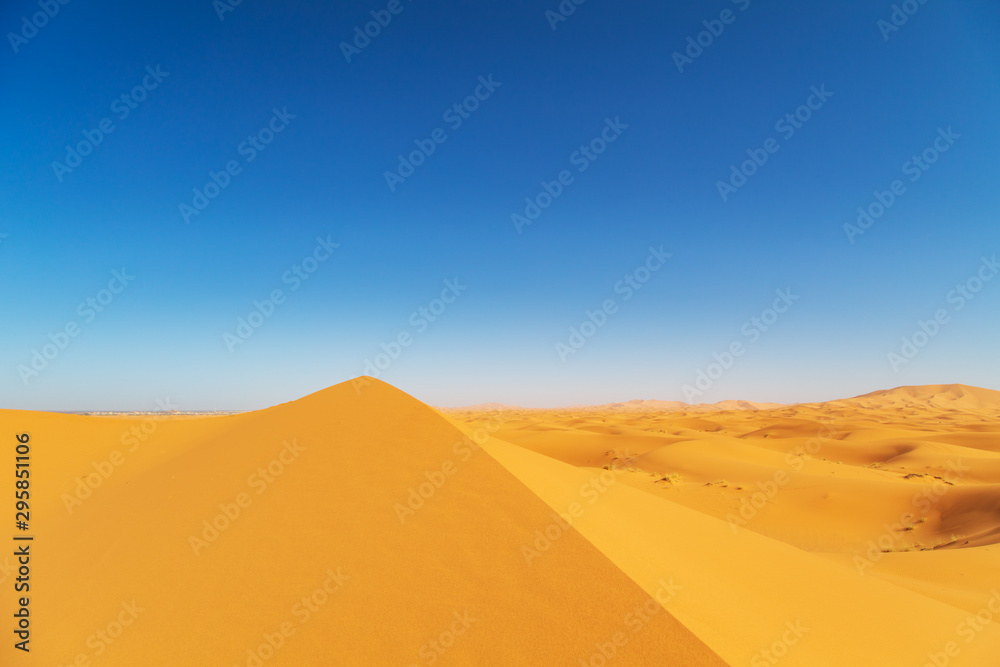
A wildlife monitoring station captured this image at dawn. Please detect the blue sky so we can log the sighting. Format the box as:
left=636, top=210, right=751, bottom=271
left=1, top=0, right=998, bottom=410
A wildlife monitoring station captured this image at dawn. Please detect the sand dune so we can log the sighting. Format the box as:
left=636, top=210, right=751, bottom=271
left=3, top=379, right=723, bottom=666
left=441, top=398, right=784, bottom=413
left=449, top=383, right=1000, bottom=664
left=834, top=384, right=1000, bottom=413
left=4, top=380, right=999, bottom=665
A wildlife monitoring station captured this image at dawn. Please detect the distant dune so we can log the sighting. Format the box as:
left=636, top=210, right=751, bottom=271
left=444, top=384, right=1000, bottom=416
left=829, top=383, right=1000, bottom=413
left=440, top=398, right=785, bottom=413
left=448, top=382, right=1000, bottom=665
left=5, top=380, right=1000, bottom=665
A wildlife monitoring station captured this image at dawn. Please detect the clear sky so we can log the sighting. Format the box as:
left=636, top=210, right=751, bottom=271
left=2, top=0, right=998, bottom=411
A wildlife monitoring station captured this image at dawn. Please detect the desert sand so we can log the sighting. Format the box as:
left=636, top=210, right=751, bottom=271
left=3, top=381, right=999, bottom=665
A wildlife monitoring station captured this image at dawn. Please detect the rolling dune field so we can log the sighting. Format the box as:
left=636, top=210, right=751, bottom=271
left=3, top=381, right=999, bottom=665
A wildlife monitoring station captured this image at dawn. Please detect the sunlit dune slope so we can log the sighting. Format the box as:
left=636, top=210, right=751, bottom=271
left=3, top=378, right=725, bottom=666
left=451, top=385, right=1000, bottom=552
left=450, top=383, right=1000, bottom=665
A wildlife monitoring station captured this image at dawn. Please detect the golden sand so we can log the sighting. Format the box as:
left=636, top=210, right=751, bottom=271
left=4, top=380, right=998, bottom=665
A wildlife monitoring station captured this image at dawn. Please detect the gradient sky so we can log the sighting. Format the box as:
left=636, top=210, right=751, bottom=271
left=2, top=0, right=998, bottom=411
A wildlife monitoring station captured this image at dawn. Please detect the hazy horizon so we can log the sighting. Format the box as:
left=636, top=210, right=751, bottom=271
left=18, top=378, right=1000, bottom=414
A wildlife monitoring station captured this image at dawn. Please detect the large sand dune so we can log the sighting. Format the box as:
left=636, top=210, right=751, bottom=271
left=3, top=379, right=723, bottom=666
left=3, top=381, right=999, bottom=665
